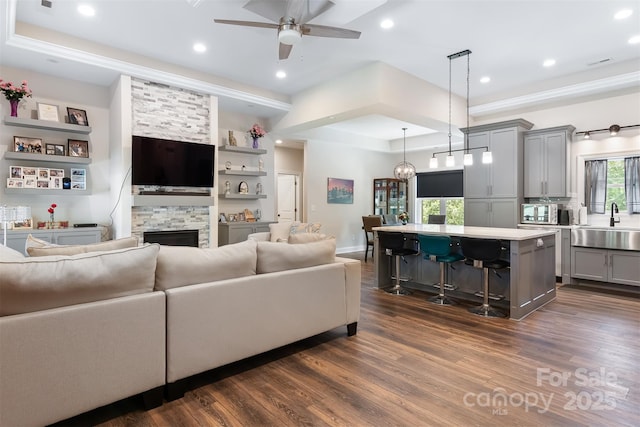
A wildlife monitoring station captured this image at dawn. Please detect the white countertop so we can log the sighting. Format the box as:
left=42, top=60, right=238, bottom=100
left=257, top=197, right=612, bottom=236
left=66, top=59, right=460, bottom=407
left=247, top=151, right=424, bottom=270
left=374, top=224, right=556, bottom=241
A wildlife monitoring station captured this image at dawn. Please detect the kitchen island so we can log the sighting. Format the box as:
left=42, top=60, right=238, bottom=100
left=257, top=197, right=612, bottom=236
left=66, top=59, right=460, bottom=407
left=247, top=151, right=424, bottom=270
left=373, top=224, right=557, bottom=320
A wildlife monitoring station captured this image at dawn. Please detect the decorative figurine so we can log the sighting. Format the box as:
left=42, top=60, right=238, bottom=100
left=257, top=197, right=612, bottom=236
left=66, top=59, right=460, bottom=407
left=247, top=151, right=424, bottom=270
left=228, top=130, right=237, bottom=146
left=256, top=182, right=263, bottom=195
left=258, top=158, right=264, bottom=171
left=224, top=180, right=231, bottom=196
left=225, top=161, right=232, bottom=170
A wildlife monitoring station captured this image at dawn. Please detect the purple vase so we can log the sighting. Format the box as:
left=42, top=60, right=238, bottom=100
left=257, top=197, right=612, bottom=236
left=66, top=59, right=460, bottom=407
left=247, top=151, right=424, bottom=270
left=9, top=99, right=19, bottom=117
left=252, top=137, right=259, bottom=149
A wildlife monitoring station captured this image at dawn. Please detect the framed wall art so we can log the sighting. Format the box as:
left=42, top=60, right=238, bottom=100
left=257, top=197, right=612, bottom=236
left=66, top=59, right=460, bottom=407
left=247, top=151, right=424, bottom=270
left=68, top=139, right=89, bottom=158
left=14, top=136, right=43, bottom=154
left=67, top=107, right=88, bottom=126
left=327, top=177, right=354, bottom=204
left=37, top=102, right=60, bottom=122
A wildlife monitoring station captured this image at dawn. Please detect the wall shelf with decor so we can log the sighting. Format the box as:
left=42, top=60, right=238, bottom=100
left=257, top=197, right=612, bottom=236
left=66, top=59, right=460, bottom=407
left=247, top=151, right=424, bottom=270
left=4, top=116, right=92, bottom=134
left=4, top=188, right=90, bottom=195
left=219, top=194, right=267, bottom=200
left=4, top=152, right=92, bottom=165
left=219, top=145, right=266, bottom=155
left=219, top=170, right=267, bottom=177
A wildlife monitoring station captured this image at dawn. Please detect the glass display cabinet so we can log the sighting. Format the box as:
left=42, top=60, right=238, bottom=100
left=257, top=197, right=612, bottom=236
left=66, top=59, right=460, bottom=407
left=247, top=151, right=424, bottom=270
left=373, top=178, right=407, bottom=216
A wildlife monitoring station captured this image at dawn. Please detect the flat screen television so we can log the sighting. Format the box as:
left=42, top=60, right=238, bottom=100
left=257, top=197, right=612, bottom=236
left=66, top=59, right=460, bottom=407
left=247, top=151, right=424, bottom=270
left=132, top=135, right=214, bottom=188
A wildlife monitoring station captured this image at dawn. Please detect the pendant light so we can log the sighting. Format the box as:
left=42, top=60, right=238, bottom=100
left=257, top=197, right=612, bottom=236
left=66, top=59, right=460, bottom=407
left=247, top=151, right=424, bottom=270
left=462, top=51, right=474, bottom=166
left=393, top=127, right=416, bottom=181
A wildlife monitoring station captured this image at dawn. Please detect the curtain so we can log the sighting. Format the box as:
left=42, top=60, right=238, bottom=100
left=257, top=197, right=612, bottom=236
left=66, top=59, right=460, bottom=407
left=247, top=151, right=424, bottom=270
left=625, top=156, right=640, bottom=214
left=585, top=160, right=607, bottom=214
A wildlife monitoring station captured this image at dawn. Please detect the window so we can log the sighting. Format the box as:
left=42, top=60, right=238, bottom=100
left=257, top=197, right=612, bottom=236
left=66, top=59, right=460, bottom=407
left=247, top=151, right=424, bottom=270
left=607, top=159, right=626, bottom=212
left=419, top=198, right=464, bottom=225
left=415, top=170, right=464, bottom=225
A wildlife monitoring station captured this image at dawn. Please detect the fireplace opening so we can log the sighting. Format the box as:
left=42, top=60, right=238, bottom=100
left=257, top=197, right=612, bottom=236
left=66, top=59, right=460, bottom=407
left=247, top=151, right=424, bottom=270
left=143, top=230, right=199, bottom=247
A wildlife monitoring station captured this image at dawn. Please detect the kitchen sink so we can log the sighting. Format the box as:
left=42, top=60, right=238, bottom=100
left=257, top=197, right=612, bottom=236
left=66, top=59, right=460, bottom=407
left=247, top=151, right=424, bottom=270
left=572, top=228, right=640, bottom=251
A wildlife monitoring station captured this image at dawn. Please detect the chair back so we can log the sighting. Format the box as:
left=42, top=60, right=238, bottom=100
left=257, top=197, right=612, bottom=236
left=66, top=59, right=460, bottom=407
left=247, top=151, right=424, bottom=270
left=418, top=234, right=453, bottom=257
left=460, top=237, right=503, bottom=262
left=362, top=215, right=383, bottom=232
left=383, top=214, right=399, bottom=225
left=378, top=232, right=406, bottom=251
left=428, top=214, right=446, bottom=224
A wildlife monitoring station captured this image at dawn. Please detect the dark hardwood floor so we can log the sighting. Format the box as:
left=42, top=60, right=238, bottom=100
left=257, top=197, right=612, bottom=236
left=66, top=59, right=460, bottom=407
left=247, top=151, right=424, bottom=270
left=53, top=251, right=639, bottom=427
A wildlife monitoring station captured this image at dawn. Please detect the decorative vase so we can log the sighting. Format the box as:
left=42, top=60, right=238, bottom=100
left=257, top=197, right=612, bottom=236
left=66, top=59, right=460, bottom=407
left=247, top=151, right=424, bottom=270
left=9, top=99, right=19, bottom=117
left=252, top=137, right=259, bottom=149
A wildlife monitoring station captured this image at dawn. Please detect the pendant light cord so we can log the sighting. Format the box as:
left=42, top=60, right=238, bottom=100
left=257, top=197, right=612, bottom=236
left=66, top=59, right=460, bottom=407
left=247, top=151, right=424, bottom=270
left=448, top=57, right=452, bottom=155
left=465, top=52, right=470, bottom=154
left=403, top=127, right=407, bottom=163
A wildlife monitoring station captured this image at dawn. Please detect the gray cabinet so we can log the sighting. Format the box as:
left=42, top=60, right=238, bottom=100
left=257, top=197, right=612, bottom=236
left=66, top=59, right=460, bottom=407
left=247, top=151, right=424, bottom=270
left=5, top=227, right=102, bottom=255
left=524, top=126, right=574, bottom=198
left=218, top=221, right=274, bottom=246
left=462, top=119, right=533, bottom=228
left=571, top=247, right=640, bottom=286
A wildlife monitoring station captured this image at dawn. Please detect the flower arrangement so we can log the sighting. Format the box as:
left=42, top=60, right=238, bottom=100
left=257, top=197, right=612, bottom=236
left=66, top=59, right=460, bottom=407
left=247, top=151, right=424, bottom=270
left=248, top=123, right=266, bottom=139
left=48, top=203, right=57, bottom=223
left=398, top=211, right=409, bottom=223
left=0, top=79, right=32, bottom=101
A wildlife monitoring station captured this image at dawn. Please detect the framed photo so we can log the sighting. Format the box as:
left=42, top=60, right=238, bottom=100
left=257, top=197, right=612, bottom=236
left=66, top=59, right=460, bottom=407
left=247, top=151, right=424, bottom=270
left=14, top=136, right=43, bottom=154
left=238, top=212, right=246, bottom=222
left=228, top=213, right=238, bottom=222
left=49, top=168, right=64, bottom=178
left=7, top=178, right=24, bottom=188
left=219, top=213, right=227, bottom=223
left=46, top=143, right=66, bottom=156
left=67, top=107, right=89, bottom=126
left=36, top=180, right=49, bottom=189
left=71, top=168, right=86, bottom=178
left=24, top=178, right=37, bottom=188
left=50, top=176, right=63, bottom=189
left=9, top=165, right=23, bottom=179
left=12, top=218, right=32, bottom=230
left=22, top=167, right=36, bottom=177
left=37, top=102, right=60, bottom=122
left=327, top=177, right=354, bottom=204
left=38, top=168, right=50, bottom=180
left=68, top=139, right=89, bottom=158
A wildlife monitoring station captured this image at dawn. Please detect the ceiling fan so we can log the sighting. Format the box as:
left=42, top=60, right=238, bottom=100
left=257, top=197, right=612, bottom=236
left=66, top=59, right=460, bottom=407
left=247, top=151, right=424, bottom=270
left=214, top=0, right=361, bottom=60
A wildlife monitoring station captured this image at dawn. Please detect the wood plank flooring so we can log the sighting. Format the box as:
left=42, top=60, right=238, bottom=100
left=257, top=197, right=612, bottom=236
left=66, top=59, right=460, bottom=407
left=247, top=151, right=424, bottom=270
left=53, top=251, right=639, bottom=427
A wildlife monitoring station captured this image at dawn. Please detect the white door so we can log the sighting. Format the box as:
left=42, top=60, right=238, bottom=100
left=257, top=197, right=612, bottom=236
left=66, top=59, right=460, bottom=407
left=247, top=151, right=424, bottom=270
left=277, top=173, right=299, bottom=222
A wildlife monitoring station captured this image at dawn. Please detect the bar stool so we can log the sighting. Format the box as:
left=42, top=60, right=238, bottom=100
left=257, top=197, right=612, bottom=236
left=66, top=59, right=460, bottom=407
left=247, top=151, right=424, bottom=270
left=418, top=235, right=464, bottom=305
left=378, top=232, right=419, bottom=296
left=460, top=237, right=509, bottom=318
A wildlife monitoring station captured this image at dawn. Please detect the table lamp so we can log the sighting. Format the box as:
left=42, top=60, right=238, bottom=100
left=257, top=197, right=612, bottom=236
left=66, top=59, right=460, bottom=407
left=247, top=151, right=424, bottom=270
left=1, top=205, right=31, bottom=246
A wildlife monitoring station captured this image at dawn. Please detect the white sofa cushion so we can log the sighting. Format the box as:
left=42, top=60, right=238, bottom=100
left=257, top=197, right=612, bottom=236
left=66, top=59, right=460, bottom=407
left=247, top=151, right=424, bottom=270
left=26, top=236, right=138, bottom=257
left=256, top=238, right=336, bottom=274
left=287, top=232, right=330, bottom=244
left=155, top=239, right=257, bottom=291
left=0, top=245, right=25, bottom=260
left=0, top=244, right=159, bottom=316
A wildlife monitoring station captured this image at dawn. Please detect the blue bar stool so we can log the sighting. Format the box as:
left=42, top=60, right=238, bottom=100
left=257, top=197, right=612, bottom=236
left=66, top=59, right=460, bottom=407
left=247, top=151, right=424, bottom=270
left=460, top=237, right=509, bottom=318
left=418, top=235, right=464, bottom=305
left=378, top=232, right=419, bottom=295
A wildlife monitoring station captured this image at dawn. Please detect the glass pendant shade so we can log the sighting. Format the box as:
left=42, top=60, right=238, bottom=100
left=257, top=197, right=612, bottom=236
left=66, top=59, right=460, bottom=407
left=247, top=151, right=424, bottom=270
left=482, top=151, right=493, bottom=164
left=394, top=161, right=416, bottom=180
left=463, top=153, right=473, bottom=166
left=429, top=157, right=438, bottom=169
left=445, top=154, right=455, bottom=167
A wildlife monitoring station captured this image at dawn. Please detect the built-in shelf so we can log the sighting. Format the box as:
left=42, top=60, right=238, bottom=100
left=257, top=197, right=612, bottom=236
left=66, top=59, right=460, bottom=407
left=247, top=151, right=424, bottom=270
left=4, top=116, right=92, bottom=134
left=218, top=145, right=267, bottom=155
left=4, top=188, right=90, bottom=195
left=131, top=194, right=215, bottom=207
left=4, top=151, right=92, bottom=165
left=219, top=194, right=267, bottom=200
left=218, top=170, right=267, bottom=176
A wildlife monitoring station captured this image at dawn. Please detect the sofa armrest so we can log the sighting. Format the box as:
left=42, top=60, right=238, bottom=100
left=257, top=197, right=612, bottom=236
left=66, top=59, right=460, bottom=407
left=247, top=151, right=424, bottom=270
left=334, top=257, right=361, bottom=324
left=247, top=232, right=270, bottom=241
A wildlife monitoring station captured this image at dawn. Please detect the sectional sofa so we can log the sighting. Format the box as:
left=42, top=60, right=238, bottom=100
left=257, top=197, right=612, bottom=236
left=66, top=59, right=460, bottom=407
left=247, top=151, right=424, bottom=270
left=0, top=236, right=361, bottom=427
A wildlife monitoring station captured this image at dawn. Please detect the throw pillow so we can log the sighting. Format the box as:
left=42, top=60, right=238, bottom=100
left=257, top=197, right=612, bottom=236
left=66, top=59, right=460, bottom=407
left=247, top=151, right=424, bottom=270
left=24, top=234, right=57, bottom=255
left=154, top=239, right=257, bottom=291
left=256, top=238, right=336, bottom=274
left=288, top=233, right=329, bottom=244
left=27, top=236, right=139, bottom=257
left=289, top=222, right=322, bottom=234
left=0, top=244, right=159, bottom=316
left=269, top=221, right=296, bottom=242
left=0, top=244, right=25, bottom=260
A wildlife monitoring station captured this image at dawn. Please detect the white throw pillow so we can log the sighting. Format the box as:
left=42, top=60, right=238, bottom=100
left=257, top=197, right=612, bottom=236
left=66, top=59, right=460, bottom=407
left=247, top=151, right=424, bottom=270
left=288, top=233, right=330, bottom=244
left=0, top=244, right=25, bottom=260
left=256, top=238, right=336, bottom=274
left=269, top=221, right=296, bottom=242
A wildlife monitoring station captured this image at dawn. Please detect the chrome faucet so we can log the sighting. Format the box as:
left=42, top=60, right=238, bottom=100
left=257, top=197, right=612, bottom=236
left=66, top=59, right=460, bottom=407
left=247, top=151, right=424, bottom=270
left=610, top=202, right=620, bottom=227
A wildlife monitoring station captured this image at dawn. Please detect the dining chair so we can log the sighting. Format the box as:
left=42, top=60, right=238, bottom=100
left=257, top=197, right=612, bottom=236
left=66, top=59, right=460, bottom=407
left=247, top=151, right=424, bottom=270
left=362, top=215, right=383, bottom=262
left=428, top=214, right=446, bottom=224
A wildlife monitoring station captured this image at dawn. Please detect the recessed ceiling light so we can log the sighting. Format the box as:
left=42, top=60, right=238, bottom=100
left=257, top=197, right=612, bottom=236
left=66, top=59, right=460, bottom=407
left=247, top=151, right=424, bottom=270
left=629, top=35, right=640, bottom=44
left=193, top=43, right=206, bottom=53
left=614, top=9, right=633, bottom=20
left=480, top=76, right=491, bottom=84
left=77, top=4, right=96, bottom=17
left=543, top=59, right=556, bottom=67
left=276, top=70, right=287, bottom=79
left=380, top=19, right=394, bottom=29
left=275, top=139, right=283, bottom=144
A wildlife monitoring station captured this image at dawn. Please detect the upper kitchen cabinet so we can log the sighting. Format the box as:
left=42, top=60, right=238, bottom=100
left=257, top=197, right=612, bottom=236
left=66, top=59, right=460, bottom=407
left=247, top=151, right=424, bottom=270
left=462, top=119, right=534, bottom=199
left=523, top=125, right=575, bottom=198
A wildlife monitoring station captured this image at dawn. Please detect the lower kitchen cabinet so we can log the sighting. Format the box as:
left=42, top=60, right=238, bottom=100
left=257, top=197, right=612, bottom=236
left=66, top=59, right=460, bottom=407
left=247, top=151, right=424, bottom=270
left=571, top=247, right=640, bottom=287
left=5, top=227, right=103, bottom=255
left=218, top=221, right=275, bottom=246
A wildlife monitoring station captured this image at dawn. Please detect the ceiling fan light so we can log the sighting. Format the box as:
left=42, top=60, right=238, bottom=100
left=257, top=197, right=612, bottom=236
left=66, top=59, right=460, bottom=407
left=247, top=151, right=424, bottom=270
left=429, top=157, right=438, bottom=169
left=482, top=151, right=493, bottom=164
left=463, top=153, right=473, bottom=166
left=279, top=28, right=301, bottom=45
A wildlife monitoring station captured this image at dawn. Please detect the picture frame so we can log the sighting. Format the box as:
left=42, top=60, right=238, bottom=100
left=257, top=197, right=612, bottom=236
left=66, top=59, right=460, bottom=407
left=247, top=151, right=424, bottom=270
left=12, top=218, right=33, bottom=230
left=238, top=212, right=245, bottom=222
left=9, top=165, right=23, bottom=179
left=36, top=180, right=50, bottom=189
left=14, top=136, right=43, bottom=154
left=24, top=178, right=37, bottom=188
left=46, top=143, right=66, bottom=156
left=7, top=178, right=24, bottom=188
left=22, top=167, right=36, bottom=177
left=67, top=107, right=89, bottom=126
left=68, top=139, right=89, bottom=158
left=71, top=181, right=86, bottom=190
left=49, top=168, right=64, bottom=178
left=327, top=177, right=354, bottom=204
left=228, top=213, right=238, bottom=222
left=38, top=168, right=50, bottom=180
left=50, top=176, right=63, bottom=189
left=37, top=102, right=60, bottom=122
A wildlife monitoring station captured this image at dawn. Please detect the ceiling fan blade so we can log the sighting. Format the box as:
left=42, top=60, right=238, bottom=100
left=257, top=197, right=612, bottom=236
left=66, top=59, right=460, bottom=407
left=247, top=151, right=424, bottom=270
left=243, top=0, right=287, bottom=23
left=302, top=23, right=360, bottom=39
left=214, top=19, right=279, bottom=30
left=279, top=43, right=293, bottom=60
